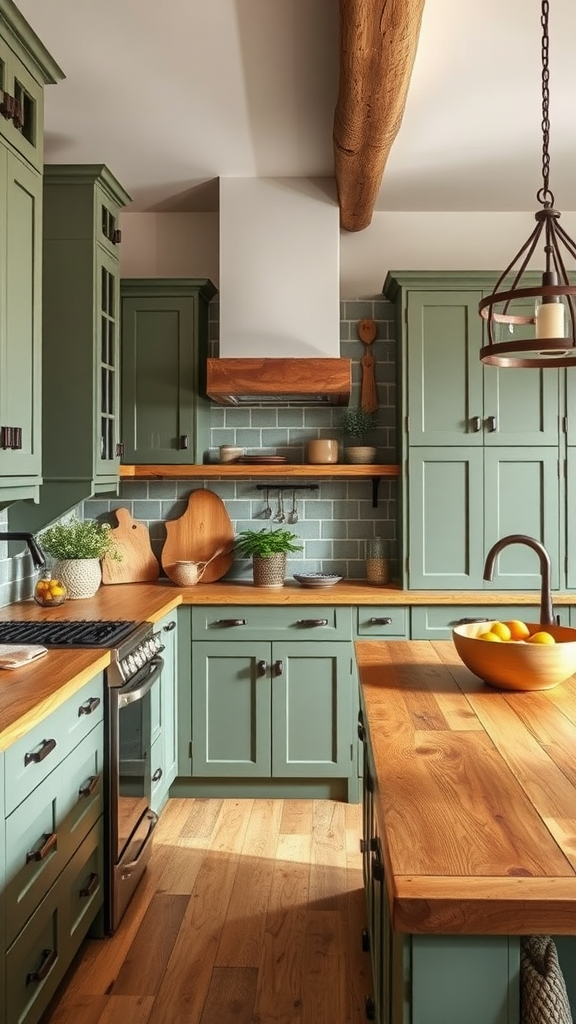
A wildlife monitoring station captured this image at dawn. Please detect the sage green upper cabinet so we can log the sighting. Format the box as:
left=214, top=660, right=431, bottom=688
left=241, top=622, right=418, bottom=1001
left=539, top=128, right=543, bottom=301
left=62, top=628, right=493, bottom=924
left=121, top=278, right=217, bottom=465
left=0, top=2, right=63, bottom=172
left=395, top=277, right=559, bottom=448
left=10, top=165, right=131, bottom=533
left=0, top=4, right=63, bottom=508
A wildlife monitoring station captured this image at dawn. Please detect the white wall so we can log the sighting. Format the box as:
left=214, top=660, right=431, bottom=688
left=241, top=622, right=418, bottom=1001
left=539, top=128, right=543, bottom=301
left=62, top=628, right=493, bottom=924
left=119, top=212, right=219, bottom=282
left=120, top=205, right=576, bottom=300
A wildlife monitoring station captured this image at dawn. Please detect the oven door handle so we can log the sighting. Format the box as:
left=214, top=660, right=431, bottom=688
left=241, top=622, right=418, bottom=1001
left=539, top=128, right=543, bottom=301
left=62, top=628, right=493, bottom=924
left=120, top=811, right=158, bottom=880
left=118, top=656, right=164, bottom=708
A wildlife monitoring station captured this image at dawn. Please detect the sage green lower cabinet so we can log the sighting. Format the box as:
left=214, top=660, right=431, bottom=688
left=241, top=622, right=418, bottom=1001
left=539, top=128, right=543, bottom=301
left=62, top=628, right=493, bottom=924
left=191, top=641, right=353, bottom=781
left=2, top=673, right=105, bottom=1024
left=359, top=695, right=521, bottom=1024
left=410, top=604, right=570, bottom=640
left=150, top=612, right=179, bottom=814
left=408, top=446, right=560, bottom=590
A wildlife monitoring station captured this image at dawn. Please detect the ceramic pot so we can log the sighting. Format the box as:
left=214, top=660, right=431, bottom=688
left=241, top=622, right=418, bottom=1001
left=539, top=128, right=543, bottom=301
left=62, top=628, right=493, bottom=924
left=53, top=558, right=102, bottom=599
left=252, top=553, right=286, bottom=588
left=345, top=446, right=377, bottom=465
left=306, top=439, right=339, bottom=464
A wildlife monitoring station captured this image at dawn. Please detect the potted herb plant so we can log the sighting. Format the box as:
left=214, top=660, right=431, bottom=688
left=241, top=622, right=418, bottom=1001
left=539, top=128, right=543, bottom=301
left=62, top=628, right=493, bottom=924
left=340, top=406, right=378, bottom=464
left=236, top=527, right=302, bottom=588
left=38, top=514, right=120, bottom=599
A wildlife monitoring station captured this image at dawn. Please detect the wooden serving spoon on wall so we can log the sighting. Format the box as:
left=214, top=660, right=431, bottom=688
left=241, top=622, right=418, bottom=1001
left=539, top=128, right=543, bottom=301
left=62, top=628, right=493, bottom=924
left=357, top=319, right=378, bottom=413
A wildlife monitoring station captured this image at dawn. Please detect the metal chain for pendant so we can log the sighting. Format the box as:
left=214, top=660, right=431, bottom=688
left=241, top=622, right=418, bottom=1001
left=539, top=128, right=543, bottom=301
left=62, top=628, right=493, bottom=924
left=537, top=0, right=553, bottom=207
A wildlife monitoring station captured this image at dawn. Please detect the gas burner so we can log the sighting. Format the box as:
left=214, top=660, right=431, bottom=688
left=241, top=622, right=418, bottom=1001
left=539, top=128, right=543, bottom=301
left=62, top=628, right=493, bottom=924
left=0, top=619, right=139, bottom=648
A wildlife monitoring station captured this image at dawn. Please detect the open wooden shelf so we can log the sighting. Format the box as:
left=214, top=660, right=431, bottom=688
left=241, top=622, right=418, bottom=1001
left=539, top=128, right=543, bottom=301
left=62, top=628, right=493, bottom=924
left=119, top=463, right=400, bottom=479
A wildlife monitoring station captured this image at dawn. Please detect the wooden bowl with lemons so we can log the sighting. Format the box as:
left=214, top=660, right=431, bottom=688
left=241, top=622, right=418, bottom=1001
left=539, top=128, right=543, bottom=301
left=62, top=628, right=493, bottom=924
left=452, top=619, right=576, bottom=691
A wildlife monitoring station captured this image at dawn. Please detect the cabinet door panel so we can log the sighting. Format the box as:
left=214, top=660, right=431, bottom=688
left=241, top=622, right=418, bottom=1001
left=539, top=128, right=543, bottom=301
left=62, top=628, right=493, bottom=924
left=192, top=641, right=271, bottom=777
left=566, top=448, right=576, bottom=590
left=483, top=364, right=559, bottom=446
left=0, top=151, right=41, bottom=481
left=94, top=247, right=120, bottom=479
left=484, top=448, right=560, bottom=590
left=271, top=642, right=352, bottom=777
left=408, top=447, right=485, bottom=589
left=407, top=291, right=484, bottom=446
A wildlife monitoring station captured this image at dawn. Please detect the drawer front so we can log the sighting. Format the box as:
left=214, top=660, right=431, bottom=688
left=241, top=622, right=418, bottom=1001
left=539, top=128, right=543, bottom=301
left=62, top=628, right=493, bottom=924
left=410, top=605, right=570, bottom=640
left=5, top=675, right=103, bottom=815
left=5, top=882, right=63, bottom=1024
left=64, top=820, right=103, bottom=950
left=355, top=607, right=408, bottom=638
left=191, top=605, right=352, bottom=641
left=5, top=771, right=64, bottom=948
left=60, top=724, right=103, bottom=859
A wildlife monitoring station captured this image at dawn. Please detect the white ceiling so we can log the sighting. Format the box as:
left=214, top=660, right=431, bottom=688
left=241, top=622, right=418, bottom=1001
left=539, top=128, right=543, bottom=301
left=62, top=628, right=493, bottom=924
left=17, top=0, right=576, bottom=219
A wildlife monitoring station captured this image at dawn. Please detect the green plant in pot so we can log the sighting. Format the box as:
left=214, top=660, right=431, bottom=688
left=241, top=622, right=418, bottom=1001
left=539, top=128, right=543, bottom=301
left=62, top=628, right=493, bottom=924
left=236, top=527, right=302, bottom=589
left=340, top=406, right=378, bottom=464
left=38, top=515, right=120, bottom=600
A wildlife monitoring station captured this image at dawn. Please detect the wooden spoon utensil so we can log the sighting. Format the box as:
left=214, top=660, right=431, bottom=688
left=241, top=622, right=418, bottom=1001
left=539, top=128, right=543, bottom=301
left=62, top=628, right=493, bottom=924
left=357, top=319, right=378, bottom=413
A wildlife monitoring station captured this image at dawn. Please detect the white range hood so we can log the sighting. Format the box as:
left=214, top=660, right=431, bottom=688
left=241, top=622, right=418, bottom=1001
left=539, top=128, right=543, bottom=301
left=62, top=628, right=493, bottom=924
left=206, top=177, right=351, bottom=405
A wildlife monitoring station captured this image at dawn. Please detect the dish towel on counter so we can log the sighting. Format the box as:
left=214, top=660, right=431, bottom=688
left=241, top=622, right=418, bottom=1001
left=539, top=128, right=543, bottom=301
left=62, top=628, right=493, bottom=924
left=0, top=644, right=48, bottom=669
left=521, top=935, right=573, bottom=1024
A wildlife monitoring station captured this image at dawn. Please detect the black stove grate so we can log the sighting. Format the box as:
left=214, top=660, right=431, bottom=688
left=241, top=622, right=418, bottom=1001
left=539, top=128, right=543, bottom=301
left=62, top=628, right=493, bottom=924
left=0, top=619, right=139, bottom=648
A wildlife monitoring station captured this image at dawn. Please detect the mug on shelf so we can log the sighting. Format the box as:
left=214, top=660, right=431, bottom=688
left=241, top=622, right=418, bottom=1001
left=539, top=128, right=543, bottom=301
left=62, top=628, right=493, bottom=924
left=306, top=439, right=339, bottom=464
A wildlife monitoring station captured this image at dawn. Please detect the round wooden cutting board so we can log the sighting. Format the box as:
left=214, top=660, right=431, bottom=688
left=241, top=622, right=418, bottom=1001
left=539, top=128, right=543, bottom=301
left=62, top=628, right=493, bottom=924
left=161, top=489, right=235, bottom=584
left=101, top=507, right=160, bottom=584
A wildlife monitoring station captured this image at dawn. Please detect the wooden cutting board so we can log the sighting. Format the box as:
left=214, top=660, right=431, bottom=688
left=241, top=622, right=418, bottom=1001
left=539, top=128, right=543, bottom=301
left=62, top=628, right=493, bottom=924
left=161, top=489, right=235, bottom=583
left=101, top=507, right=160, bottom=584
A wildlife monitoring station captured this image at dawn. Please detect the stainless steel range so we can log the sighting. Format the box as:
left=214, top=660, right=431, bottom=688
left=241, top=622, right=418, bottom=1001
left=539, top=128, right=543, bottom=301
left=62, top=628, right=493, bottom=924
left=0, top=618, right=165, bottom=933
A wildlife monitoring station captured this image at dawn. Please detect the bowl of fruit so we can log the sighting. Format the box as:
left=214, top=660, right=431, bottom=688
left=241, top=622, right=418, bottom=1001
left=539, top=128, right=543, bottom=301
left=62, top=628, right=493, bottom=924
left=33, top=574, right=68, bottom=607
left=452, top=619, right=576, bottom=691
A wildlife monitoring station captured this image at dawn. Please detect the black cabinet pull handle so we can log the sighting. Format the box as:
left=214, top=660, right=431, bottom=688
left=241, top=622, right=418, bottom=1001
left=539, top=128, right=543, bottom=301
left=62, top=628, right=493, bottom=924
left=361, top=928, right=371, bottom=953
left=365, top=996, right=376, bottom=1020
left=78, top=696, right=101, bottom=716
left=79, top=775, right=99, bottom=799
left=360, top=838, right=368, bottom=853
left=26, top=832, right=57, bottom=863
left=453, top=617, right=491, bottom=626
left=27, top=948, right=57, bottom=985
left=79, top=872, right=100, bottom=899
left=163, top=620, right=177, bottom=632
left=179, top=434, right=189, bottom=450
left=257, top=660, right=267, bottom=678
left=357, top=723, right=365, bottom=741
left=112, top=229, right=122, bottom=244
left=273, top=660, right=284, bottom=677
left=24, top=738, right=56, bottom=766
left=152, top=767, right=163, bottom=782
left=371, top=856, right=384, bottom=883
left=471, top=415, right=482, bottom=432
left=486, top=414, right=497, bottom=432
left=213, top=619, right=247, bottom=627
left=116, top=441, right=125, bottom=458
left=296, top=618, right=328, bottom=627
left=369, top=617, right=392, bottom=625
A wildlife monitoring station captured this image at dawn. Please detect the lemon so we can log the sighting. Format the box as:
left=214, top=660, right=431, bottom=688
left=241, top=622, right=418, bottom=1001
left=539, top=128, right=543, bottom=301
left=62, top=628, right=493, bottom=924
left=489, top=621, right=512, bottom=642
left=528, top=631, right=556, bottom=645
left=478, top=631, right=503, bottom=642
left=505, top=619, right=531, bottom=641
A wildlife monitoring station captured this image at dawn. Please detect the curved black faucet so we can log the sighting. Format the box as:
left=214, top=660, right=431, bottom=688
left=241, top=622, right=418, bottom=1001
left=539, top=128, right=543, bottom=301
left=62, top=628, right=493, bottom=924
left=0, top=532, right=46, bottom=571
left=483, top=534, right=553, bottom=625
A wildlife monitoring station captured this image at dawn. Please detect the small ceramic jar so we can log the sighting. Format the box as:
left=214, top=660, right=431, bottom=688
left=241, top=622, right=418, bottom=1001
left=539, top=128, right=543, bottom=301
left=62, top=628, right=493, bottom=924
left=306, top=439, right=339, bottom=464
left=219, top=445, right=244, bottom=463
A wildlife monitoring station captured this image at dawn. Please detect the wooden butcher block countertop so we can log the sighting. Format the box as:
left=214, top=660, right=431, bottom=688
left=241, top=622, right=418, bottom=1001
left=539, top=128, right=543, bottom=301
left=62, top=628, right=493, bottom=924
left=356, top=639, right=576, bottom=936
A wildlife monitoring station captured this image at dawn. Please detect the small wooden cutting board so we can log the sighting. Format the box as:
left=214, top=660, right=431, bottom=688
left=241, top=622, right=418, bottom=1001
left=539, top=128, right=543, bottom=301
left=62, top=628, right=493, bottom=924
left=102, top=507, right=160, bottom=584
left=161, top=489, right=235, bottom=583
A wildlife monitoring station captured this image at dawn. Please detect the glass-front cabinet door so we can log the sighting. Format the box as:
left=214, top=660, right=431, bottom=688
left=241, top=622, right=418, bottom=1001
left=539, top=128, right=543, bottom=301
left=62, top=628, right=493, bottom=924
left=95, top=248, right=120, bottom=480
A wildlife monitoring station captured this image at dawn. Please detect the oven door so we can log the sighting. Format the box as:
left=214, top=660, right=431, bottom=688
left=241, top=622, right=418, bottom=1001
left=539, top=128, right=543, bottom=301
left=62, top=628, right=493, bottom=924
left=113, top=656, right=164, bottom=863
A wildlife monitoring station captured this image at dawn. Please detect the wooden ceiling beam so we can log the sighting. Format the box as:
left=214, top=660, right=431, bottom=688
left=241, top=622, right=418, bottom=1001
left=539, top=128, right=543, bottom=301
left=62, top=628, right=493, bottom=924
left=334, top=0, right=426, bottom=232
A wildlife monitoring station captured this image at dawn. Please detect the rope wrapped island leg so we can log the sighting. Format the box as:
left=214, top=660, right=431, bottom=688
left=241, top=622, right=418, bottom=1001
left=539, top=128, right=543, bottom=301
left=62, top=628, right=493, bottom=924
left=520, top=935, right=573, bottom=1024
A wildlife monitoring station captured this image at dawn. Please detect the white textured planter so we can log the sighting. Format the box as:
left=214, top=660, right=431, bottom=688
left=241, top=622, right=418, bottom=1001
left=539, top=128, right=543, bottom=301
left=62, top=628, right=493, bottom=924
left=53, top=558, right=102, bottom=599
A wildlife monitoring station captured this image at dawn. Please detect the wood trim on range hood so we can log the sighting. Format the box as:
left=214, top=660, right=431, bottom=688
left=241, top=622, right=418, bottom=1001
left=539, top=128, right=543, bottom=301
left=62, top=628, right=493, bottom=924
left=206, top=358, right=351, bottom=406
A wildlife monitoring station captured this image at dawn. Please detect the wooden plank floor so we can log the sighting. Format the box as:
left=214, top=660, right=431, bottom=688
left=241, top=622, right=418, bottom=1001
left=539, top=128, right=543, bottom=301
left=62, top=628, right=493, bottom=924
left=42, top=799, right=373, bottom=1024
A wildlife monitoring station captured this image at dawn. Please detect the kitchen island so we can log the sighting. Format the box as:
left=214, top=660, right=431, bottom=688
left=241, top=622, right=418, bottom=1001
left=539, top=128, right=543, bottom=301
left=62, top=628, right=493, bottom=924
left=356, top=639, right=576, bottom=1024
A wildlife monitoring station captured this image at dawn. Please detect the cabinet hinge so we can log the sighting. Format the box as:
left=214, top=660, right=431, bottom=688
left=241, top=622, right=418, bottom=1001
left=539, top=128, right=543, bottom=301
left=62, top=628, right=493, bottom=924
left=188, top=741, right=193, bottom=759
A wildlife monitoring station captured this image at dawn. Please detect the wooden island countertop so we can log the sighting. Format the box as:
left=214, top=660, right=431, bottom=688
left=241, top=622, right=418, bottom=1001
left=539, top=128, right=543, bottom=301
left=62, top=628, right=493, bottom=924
left=356, top=638, right=576, bottom=936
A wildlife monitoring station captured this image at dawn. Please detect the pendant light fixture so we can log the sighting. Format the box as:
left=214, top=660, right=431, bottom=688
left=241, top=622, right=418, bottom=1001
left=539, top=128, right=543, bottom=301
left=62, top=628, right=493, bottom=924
left=479, top=0, right=576, bottom=368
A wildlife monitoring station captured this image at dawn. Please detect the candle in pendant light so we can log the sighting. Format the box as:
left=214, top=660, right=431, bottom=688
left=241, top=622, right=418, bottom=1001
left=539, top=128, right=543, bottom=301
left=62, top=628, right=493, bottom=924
left=535, top=301, right=565, bottom=339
